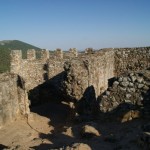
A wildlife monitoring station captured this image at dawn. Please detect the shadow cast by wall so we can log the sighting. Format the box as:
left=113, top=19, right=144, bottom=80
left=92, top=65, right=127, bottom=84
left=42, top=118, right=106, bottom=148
left=28, top=71, right=66, bottom=106
left=30, top=83, right=150, bottom=150
left=75, top=85, right=99, bottom=121
left=27, top=66, right=150, bottom=150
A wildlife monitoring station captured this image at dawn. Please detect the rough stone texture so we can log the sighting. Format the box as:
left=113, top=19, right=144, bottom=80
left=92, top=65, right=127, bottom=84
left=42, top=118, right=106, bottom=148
left=62, top=47, right=150, bottom=119
left=10, top=49, right=79, bottom=92
left=11, top=49, right=47, bottom=91
left=64, top=47, right=150, bottom=102
left=63, top=49, right=114, bottom=101
left=10, top=47, right=150, bottom=101
left=0, top=73, right=29, bottom=128
left=98, top=70, right=150, bottom=120
left=114, top=47, right=150, bottom=76
left=69, top=48, right=78, bottom=57
left=8, top=47, right=150, bottom=119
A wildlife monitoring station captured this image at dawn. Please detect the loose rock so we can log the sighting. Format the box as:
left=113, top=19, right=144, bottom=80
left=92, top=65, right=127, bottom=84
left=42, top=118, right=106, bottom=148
left=81, top=125, right=100, bottom=138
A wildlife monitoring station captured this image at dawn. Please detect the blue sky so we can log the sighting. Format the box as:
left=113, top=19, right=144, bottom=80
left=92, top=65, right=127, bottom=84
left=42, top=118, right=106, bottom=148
left=0, top=0, right=150, bottom=50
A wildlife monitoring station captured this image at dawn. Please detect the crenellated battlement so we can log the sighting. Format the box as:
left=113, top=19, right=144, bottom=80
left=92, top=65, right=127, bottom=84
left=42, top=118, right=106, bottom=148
left=10, top=49, right=50, bottom=61
left=10, top=47, right=150, bottom=92
left=69, top=48, right=78, bottom=57
left=27, top=49, right=36, bottom=60
left=10, top=50, right=22, bottom=62
left=9, top=48, right=93, bottom=90
left=41, top=49, right=50, bottom=60
left=10, top=48, right=80, bottom=61
left=10, top=48, right=115, bottom=62
left=54, top=48, right=63, bottom=59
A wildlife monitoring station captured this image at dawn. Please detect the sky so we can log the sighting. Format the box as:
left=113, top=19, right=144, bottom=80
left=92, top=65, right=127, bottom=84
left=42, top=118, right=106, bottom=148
left=0, top=0, right=150, bottom=50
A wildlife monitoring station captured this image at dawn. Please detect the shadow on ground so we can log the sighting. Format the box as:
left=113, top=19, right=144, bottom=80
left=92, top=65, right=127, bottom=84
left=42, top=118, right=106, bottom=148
left=29, top=83, right=149, bottom=150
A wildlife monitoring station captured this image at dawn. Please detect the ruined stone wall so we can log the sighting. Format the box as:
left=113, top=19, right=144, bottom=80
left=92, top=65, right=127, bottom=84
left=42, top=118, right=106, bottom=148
left=0, top=73, right=29, bottom=128
left=64, top=49, right=115, bottom=100
left=99, top=70, right=150, bottom=114
left=11, top=49, right=49, bottom=91
left=114, top=47, right=150, bottom=76
left=63, top=47, right=150, bottom=101
left=10, top=49, right=79, bottom=92
left=10, top=47, right=150, bottom=102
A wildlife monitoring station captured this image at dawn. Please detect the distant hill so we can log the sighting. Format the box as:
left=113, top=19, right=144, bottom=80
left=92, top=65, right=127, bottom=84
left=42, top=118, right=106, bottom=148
left=0, top=40, right=42, bottom=73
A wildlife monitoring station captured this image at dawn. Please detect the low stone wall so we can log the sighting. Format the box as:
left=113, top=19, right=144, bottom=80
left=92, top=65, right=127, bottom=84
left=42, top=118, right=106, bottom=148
left=0, top=73, right=29, bottom=128
left=99, top=70, right=150, bottom=114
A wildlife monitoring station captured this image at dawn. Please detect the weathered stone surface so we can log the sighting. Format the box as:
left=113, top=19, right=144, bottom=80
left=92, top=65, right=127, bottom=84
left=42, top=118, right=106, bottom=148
left=137, top=83, right=144, bottom=89
left=130, top=76, right=137, bottom=82
left=9, top=47, right=150, bottom=106
left=63, top=48, right=150, bottom=117
left=114, top=47, right=150, bottom=76
left=0, top=73, right=29, bottom=128
left=99, top=70, right=150, bottom=115
left=10, top=49, right=80, bottom=92
left=120, top=81, right=129, bottom=87
left=0, top=47, right=148, bottom=126
left=63, top=49, right=115, bottom=101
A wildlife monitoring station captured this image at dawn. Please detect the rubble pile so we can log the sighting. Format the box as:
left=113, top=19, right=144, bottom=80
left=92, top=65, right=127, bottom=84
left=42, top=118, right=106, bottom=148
left=99, top=70, right=150, bottom=118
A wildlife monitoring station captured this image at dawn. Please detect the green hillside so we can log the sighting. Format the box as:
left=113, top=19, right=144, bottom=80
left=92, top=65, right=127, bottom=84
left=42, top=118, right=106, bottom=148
left=0, top=40, right=41, bottom=73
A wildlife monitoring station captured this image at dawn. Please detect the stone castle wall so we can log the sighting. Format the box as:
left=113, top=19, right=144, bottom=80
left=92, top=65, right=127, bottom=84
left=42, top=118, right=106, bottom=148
left=0, top=46, right=150, bottom=127
left=64, top=47, right=150, bottom=100
left=10, top=49, right=78, bottom=91
left=10, top=47, right=150, bottom=99
left=64, top=49, right=115, bottom=100
left=0, top=73, right=29, bottom=128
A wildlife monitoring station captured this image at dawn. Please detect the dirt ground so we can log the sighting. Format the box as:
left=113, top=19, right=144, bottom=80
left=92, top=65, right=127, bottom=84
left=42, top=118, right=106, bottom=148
left=0, top=102, right=148, bottom=150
